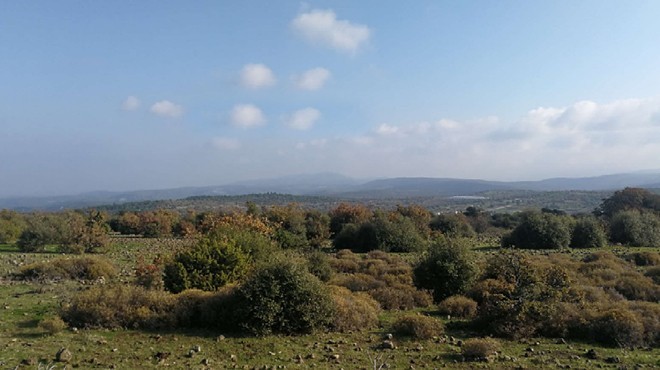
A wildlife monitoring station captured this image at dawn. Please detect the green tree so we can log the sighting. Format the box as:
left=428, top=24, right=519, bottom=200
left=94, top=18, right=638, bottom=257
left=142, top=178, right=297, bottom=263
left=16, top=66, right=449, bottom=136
left=596, top=187, right=660, bottom=218
left=430, top=213, right=475, bottom=238
left=413, top=236, right=479, bottom=302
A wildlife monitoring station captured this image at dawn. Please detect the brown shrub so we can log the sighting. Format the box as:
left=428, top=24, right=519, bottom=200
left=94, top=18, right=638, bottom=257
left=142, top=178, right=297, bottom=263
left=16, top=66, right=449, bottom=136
left=614, top=274, right=660, bottom=302
left=392, top=314, right=443, bottom=339
left=61, top=284, right=176, bottom=329
left=589, top=308, right=645, bottom=348
left=18, top=256, right=117, bottom=281
left=329, top=258, right=360, bottom=274
left=330, top=286, right=381, bottom=332
left=38, top=316, right=67, bottom=335
left=627, top=301, right=660, bottom=346
left=437, top=295, right=478, bottom=318
left=331, top=273, right=387, bottom=292
left=461, top=338, right=501, bottom=361
left=369, top=285, right=432, bottom=310
left=645, top=266, right=660, bottom=284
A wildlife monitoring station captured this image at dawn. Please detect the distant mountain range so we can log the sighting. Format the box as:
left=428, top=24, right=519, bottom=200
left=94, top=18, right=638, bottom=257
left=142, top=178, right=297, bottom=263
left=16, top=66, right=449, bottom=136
left=2, top=170, right=660, bottom=211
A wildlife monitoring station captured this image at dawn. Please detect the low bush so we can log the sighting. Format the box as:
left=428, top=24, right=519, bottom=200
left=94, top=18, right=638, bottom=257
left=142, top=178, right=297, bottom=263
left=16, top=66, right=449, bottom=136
left=588, top=308, right=645, bottom=348
left=437, top=295, right=478, bottom=318
left=626, top=251, right=660, bottom=267
left=461, top=338, right=501, bottom=361
left=392, top=314, right=443, bottom=339
left=645, top=266, right=660, bottom=284
left=38, top=316, right=67, bottom=335
left=330, top=286, right=380, bottom=332
left=18, top=256, right=117, bottom=281
left=628, top=301, right=660, bottom=346
left=61, top=285, right=176, bottom=329
left=369, top=285, right=433, bottom=310
left=614, top=274, right=660, bottom=302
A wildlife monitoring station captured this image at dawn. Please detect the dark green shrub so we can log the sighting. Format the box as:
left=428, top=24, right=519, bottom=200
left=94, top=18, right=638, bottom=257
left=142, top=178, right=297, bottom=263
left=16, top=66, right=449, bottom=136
left=570, top=216, right=607, bottom=248
left=610, top=210, right=660, bottom=246
left=306, top=251, right=333, bottom=282
left=430, top=213, right=475, bottom=238
left=413, top=236, right=479, bottom=302
left=18, top=256, right=117, bottom=281
left=501, top=211, right=572, bottom=249
left=461, top=338, right=500, bottom=361
left=330, top=286, right=380, bottom=332
left=437, top=295, right=478, bottom=318
left=236, top=261, right=334, bottom=335
left=475, top=252, right=572, bottom=339
left=392, top=314, right=443, bottom=339
left=163, top=235, right=250, bottom=293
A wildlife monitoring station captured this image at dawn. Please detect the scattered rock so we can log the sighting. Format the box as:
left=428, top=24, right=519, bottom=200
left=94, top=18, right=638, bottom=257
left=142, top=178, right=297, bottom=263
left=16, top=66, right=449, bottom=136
left=217, top=335, right=226, bottom=341
left=381, top=340, right=396, bottom=350
left=56, top=348, right=73, bottom=363
left=154, top=352, right=170, bottom=361
left=557, top=338, right=567, bottom=345
left=328, top=354, right=340, bottom=362
left=193, top=345, right=201, bottom=353
left=200, top=358, right=210, bottom=365
left=525, top=347, right=534, bottom=353
left=230, top=354, right=237, bottom=362
left=585, top=349, right=598, bottom=360
left=385, top=333, right=393, bottom=340
left=20, top=358, right=36, bottom=366
left=605, top=356, right=620, bottom=364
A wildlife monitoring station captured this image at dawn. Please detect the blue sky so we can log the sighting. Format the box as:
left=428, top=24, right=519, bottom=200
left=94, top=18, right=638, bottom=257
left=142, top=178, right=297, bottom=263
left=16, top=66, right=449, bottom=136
left=2, top=1, right=660, bottom=196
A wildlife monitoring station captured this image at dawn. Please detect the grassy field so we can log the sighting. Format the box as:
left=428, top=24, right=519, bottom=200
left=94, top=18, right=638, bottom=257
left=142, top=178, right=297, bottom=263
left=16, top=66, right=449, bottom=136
left=0, top=239, right=658, bottom=369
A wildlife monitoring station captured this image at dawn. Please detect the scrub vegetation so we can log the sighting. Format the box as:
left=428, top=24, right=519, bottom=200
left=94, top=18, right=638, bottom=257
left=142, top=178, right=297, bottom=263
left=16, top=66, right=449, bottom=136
left=0, top=188, right=658, bottom=368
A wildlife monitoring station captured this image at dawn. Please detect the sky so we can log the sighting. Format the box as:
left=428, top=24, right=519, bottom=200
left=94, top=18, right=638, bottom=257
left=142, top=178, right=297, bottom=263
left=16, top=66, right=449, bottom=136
left=2, top=1, right=660, bottom=197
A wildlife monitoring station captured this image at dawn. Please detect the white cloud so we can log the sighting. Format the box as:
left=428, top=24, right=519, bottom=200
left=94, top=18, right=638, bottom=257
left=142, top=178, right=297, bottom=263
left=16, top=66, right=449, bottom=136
left=284, top=108, right=320, bottom=130
left=239, top=63, right=276, bottom=89
left=375, top=124, right=399, bottom=136
left=294, top=67, right=331, bottom=90
left=231, top=104, right=266, bottom=128
left=211, top=137, right=241, bottom=150
left=150, top=100, right=184, bottom=118
left=291, top=9, right=371, bottom=54
left=122, top=96, right=140, bottom=111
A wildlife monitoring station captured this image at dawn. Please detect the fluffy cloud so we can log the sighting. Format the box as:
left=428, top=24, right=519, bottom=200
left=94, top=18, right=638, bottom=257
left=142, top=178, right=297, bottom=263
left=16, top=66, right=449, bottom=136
left=291, top=9, right=370, bottom=53
left=239, top=63, right=276, bottom=89
left=231, top=104, right=266, bottom=128
left=150, top=100, right=184, bottom=118
left=284, top=108, right=320, bottom=130
left=294, top=67, right=331, bottom=90
left=211, top=137, right=241, bottom=150
left=122, top=96, right=140, bottom=111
